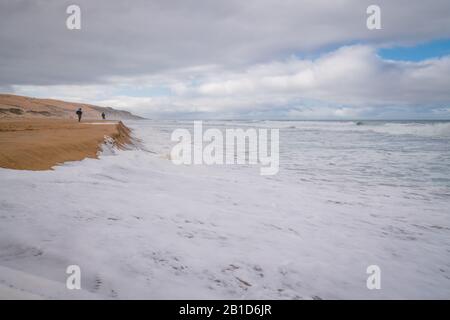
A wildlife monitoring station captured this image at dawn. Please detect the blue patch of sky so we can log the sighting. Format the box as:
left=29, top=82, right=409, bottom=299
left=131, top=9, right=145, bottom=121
left=378, top=38, right=450, bottom=61
left=288, top=39, right=450, bottom=62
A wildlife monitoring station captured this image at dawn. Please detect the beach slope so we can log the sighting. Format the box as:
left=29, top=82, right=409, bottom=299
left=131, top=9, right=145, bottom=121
left=0, top=119, right=132, bottom=170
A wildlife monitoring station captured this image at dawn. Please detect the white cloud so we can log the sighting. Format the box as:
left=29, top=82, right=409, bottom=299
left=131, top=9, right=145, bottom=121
left=182, top=46, right=450, bottom=107
left=10, top=45, right=450, bottom=119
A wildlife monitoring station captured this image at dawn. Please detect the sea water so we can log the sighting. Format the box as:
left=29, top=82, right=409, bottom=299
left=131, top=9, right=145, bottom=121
left=0, top=120, right=449, bottom=299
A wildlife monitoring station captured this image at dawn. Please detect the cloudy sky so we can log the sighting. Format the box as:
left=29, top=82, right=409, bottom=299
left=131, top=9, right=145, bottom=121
left=1, top=0, right=450, bottom=119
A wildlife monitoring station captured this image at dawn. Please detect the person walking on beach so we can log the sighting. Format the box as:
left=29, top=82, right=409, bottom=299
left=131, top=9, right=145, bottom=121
left=101, top=112, right=106, bottom=120
left=76, top=108, right=83, bottom=122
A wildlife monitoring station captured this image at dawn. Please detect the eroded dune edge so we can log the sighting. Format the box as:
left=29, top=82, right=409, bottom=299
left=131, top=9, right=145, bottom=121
left=0, top=119, right=134, bottom=171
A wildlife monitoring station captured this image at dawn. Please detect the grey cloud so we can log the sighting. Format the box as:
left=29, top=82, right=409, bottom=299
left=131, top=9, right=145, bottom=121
left=1, top=0, right=450, bottom=86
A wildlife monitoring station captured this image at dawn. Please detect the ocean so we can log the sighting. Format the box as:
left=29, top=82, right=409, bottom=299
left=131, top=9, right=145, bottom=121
left=141, top=119, right=450, bottom=200
left=0, top=120, right=449, bottom=299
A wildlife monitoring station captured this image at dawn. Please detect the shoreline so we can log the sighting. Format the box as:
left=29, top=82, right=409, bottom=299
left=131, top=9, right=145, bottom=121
left=0, top=120, right=449, bottom=299
left=0, top=119, right=133, bottom=171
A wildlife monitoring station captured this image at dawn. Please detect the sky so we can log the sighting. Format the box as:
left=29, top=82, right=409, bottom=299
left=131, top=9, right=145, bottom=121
left=1, top=0, right=450, bottom=119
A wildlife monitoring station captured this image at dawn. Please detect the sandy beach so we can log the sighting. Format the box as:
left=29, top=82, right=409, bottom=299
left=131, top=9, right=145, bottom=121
left=0, top=119, right=132, bottom=170
left=1, top=0, right=449, bottom=303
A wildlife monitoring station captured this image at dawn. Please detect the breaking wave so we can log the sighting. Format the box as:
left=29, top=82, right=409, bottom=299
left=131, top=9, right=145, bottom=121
left=267, top=120, right=450, bottom=138
left=364, top=122, right=450, bottom=138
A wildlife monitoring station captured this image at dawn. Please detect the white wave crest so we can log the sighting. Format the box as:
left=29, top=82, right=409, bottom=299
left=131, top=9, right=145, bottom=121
left=367, top=122, right=450, bottom=138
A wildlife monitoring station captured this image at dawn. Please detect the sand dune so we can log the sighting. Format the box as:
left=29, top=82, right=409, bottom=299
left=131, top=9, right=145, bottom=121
left=0, top=119, right=133, bottom=170
left=0, top=94, right=137, bottom=170
left=0, top=94, right=142, bottom=120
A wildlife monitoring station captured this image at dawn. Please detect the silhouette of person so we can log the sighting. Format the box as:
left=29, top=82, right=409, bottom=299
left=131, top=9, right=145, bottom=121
left=76, top=108, right=83, bottom=122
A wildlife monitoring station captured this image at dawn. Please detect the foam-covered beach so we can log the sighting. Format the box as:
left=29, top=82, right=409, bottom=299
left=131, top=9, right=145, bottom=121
left=0, top=120, right=449, bottom=299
